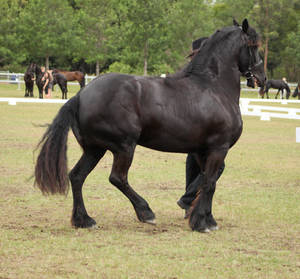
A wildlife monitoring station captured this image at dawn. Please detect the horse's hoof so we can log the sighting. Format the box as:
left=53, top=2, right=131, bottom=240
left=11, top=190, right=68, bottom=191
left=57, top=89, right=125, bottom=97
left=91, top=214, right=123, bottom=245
left=88, top=224, right=100, bottom=230
left=72, top=215, right=97, bottom=229
left=145, top=218, right=156, bottom=225
left=208, top=225, right=219, bottom=231
left=197, top=227, right=210, bottom=233
left=184, top=210, right=191, bottom=219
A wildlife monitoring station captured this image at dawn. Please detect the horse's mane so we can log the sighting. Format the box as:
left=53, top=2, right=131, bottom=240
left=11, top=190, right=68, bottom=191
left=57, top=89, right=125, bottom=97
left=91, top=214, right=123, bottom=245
left=187, top=24, right=259, bottom=78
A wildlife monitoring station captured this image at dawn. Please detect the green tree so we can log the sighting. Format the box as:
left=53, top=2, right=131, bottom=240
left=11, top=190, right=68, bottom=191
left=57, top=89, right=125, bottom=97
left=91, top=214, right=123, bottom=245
left=213, top=0, right=255, bottom=27
left=114, top=0, right=170, bottom=75
left=72, top=0, right=119, bottom=75
left=18, top=0, right=74, bottom=69
left=166, top=0, right=216, bottom=71
left=248, top=0, right=298, bottom=77
left=282, top=19, right=300, bottom=81
left=0, top=0, right=24, bottom=70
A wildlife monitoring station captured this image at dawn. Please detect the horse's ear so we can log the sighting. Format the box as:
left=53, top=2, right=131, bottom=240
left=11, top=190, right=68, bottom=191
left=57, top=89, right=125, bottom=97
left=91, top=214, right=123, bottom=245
left=233, top=18, right=239, bottom=27
left=242, top=19, right=249, bottom=33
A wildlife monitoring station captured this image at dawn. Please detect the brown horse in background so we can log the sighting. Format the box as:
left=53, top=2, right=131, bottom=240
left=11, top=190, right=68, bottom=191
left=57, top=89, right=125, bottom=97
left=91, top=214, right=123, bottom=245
left=52, top=69, right=85, bottom=88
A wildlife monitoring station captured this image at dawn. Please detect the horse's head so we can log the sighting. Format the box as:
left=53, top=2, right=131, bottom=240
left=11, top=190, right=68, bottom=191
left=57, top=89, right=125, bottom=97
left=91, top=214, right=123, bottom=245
left=237, top=19, right=266, bottom=88
left=258, top=86, right=265, bottom=97
left=34, top=64, right=43, bottom=77
left=292, top=83, right=299, bottom=98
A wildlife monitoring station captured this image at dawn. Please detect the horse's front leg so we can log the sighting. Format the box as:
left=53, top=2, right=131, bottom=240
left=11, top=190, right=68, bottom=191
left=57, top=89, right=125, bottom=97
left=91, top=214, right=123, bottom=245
left=189, top=149, right=227, bottom=232
left=39, top=87, right=43, bottom=99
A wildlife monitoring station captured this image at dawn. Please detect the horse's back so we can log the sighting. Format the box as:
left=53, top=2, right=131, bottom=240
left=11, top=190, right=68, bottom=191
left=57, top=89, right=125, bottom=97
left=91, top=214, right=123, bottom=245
left=267, top=79, right=286, bottom=89
left=53, top=72, right=67, bottom=82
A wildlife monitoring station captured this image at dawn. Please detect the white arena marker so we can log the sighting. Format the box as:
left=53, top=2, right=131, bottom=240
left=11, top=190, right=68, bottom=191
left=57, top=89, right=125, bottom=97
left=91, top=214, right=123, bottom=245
left=260, top=113, right=270, bottom=121
left=296, top=127, right=300, bottom=143
left=8, top=100, right=16, bottom=105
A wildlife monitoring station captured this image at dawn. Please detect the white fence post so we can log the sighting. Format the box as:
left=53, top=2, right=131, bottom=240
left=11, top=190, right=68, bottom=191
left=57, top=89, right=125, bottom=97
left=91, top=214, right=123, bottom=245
left=296, top=128, right=300, bottom=143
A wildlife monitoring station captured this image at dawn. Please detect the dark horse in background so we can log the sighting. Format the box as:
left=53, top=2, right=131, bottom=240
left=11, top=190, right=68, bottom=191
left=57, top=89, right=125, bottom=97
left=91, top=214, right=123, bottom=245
left=260, top=79, right=291, bottom=99
left=292, top=82, right=300, bottom=99
left=35, top=19, right=266, bottom=233
left=33, top=64, right=45, bottom=99
left=51, top=72, right=69, bottom=99
left=52, top=69, right=85, bottom=88
left=33, top=64, right=68, bottom=99
left=24, top=63, right=35, bottom=97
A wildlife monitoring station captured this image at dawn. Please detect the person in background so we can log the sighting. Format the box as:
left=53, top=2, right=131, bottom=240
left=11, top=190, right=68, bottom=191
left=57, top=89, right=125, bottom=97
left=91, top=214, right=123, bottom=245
left=41, top=66, right=53, bottom=98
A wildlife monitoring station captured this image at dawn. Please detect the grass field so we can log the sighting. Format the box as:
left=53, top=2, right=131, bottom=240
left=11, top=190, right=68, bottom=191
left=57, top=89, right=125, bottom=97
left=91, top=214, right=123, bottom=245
left=0, top=84, right=299, bottom=279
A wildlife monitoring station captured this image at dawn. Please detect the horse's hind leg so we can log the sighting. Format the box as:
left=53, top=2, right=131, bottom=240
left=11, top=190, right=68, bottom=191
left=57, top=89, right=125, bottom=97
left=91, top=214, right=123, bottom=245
left=58, top=83, right=66, bottom=99
left=69, top=148, right=106, bottom=228
left=30, top=87, right=34, bottom=97
left=24, top=86, right=29, bottom=97
left=38, top=87, right=43, bottom=99
left=64, top=81, right=68, bottom=99
left=109, top=146, right=155, bottom=224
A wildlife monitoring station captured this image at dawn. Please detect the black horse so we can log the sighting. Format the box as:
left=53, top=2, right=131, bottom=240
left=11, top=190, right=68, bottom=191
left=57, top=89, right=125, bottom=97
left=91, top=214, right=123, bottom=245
left=51, top=72, right=68, bottom=99
left=261, top=79, right=291, bottom=99
left=33, top=64, right=45, bottom=99
left=292, top=83, right=300, bottom=99
left=35, top=19, right=266, bottom=232
left=24, top=63, right=35, bottom=97
left=33, top=64, right=68, bottom=99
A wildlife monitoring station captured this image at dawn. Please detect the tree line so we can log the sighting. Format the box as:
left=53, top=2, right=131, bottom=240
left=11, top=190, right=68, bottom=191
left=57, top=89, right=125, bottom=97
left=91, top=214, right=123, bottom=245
left=0, top=0, right=299, bottom=81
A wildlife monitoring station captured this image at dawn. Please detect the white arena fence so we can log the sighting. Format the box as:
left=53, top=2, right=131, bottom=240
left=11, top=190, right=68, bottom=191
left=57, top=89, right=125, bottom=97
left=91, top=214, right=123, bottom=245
left=1, top=97, right=300, bottom=121
left=0, top=72, right=298, bottom=93
left=0, top=72, right=96, bottom=89
left=240, top=98, right=300, bottom=121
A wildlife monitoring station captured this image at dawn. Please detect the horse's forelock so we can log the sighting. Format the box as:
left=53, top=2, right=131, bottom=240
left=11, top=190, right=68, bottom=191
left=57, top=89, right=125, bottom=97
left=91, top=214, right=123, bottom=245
left=246, top=26, right=260, bottom=47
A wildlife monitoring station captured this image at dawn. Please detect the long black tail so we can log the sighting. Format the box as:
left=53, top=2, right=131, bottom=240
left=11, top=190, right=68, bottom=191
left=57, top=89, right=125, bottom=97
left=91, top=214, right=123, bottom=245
left=34, top=95, right=79, bottom=195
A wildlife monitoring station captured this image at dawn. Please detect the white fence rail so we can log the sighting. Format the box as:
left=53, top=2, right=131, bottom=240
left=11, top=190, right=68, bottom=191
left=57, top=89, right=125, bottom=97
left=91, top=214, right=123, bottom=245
left=239, top=98, right=300, bottom=121
left=0, top=97, right=67, bottom=105
left=1, top=97, right=300, bottom=121
left=0, top=72, right=96, bottom=88
left=0, top=72, right=298, bottom=92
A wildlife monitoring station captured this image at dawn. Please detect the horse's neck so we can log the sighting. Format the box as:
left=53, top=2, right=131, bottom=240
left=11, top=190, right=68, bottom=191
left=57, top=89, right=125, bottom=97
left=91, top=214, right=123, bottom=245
left=167, top=63, right=190, bottom=79
left=189, top=38, right=242, bottom=101
left=36, top=67, right=42, bottom=78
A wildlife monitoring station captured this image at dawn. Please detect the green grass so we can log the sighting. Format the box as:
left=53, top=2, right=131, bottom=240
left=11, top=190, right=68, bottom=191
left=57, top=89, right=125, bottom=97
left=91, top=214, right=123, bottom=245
left=0, top=85, right=299, bottom=279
